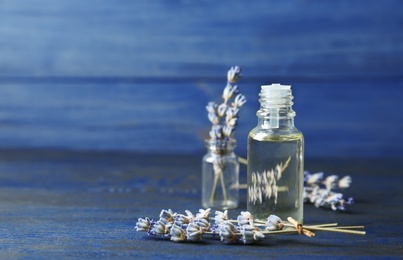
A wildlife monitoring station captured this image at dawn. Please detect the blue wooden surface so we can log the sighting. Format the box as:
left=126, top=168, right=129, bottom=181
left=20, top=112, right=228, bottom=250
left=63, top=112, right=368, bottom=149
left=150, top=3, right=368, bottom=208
left=0, top=151, right=402, bottom=258
left=0, top=1, right=402, bottom=158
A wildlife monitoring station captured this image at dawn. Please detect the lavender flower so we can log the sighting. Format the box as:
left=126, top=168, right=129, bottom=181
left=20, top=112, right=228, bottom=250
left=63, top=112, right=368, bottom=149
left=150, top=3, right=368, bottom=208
left=323, top=175, right=339, bottom=190
left=240, top=222, right=265, bottom=244
left=186, top=222, right=203, bottom=242
left=222, top=125, right=235, bottom=138
left=135, top=217, right=151, bottom=232
left=159, top=209, right=175, bottom=224
left=170, top=224, right=187, bottom=242
left=192, top=218, right=210, bottom=231
left=222, top=84, right=238, bottom=102
left=174, top=210, right=194, bottom=226
left=226, top=107, right=239, bottom=118
left=225, top=117, right=238, bottom=128
left=217, top=103, right=228, bottom=117
left=305, top=172, right=324, bottom=186
left=225, top=109, right=236, bottom=125
left=338, top=176, right=352, bottom=189
left=208, top=113, right=220, bottom=125
left=196, top=208, right=211, bottom=221
left=237, top=211, right=254, bottom=226
left=265, top=215, right=284, bottom=231
left=206, top=102, right=217, bottom=114
left=151, top=220, right=170, bottom=237
left=214, top=210, right=228, bottom=225
left=227, top=65, right=241, bottom=83
left=232, top=94, right=247, bottom=107
left=219, top=221, right=238, bottom=244
left=325, top=193, right=353, bottom=211
left=209, top=125, right=223, bottom=139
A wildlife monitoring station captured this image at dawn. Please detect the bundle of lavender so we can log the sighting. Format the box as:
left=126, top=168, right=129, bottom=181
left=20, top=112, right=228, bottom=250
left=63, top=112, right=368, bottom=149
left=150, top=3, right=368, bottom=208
left=304, top=171, right=354, bottom=211
left=135, top=208, right=365, bottom=245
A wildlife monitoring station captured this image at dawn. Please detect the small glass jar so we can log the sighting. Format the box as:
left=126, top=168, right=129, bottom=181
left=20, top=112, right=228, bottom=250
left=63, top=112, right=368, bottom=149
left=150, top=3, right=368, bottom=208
left=202, top=139, right=239, bottom=209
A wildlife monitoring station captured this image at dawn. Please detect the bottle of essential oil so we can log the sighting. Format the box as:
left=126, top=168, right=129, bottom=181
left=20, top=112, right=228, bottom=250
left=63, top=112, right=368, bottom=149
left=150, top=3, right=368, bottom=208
left=247, top=84, right=304, bottom=222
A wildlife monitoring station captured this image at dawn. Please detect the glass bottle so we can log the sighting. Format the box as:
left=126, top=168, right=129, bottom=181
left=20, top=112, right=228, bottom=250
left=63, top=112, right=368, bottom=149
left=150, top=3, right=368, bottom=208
left=247, top=84, right=304, bottom=222
left=202, top=139, right=239, bottom=209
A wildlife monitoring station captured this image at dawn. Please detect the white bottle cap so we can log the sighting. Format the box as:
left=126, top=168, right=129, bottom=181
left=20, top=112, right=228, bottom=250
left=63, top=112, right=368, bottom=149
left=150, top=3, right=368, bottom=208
left=260, top=84, right=292, bottom=103
left=259, top=83, right=293, bottom=128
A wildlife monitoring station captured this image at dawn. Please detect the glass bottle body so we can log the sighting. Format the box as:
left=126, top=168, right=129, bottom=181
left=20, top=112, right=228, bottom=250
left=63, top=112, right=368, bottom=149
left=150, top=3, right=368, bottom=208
left=247, top=128, right=304, bottom=222
left=202, top=139, right=239, bottom=210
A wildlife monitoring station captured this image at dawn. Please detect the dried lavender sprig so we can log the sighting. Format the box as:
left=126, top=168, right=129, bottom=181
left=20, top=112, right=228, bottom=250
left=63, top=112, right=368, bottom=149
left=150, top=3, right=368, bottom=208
left=206, top=66, right=246, bottom=141
left=248, top=157, right=291, bottom=205
left=135, top=209, right=365, bottom=245
left=304, top=171, right=354, bottom=211
left=206, top=66, right=246, bottom=207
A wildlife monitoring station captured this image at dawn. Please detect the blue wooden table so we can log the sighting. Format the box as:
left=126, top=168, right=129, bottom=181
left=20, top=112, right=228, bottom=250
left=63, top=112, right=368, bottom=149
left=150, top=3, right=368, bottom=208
left=0, top=149, right=402, bottom=258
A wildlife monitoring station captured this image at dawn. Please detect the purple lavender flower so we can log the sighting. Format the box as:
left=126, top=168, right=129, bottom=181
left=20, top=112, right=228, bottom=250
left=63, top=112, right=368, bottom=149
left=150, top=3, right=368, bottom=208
left=237, top=211, right=254, bottom=226
left=240, top=223, right=264, bottom=244
left=232, top=94, right=247, bottom=107
left=222, top=84, right=239, bottom=102
left=227, top=66, right=241, bottom=83
left=192, top=218, right=210, bottom=232
left=338, top=176, right=352, bottom=189
left=195, top=208, right=211, bottom=221
left=170, top=224, right=186, bottom=242
left=214, top=210, right=228, bottom=225
left=219, top=221, right=238, bottom=244
left=265, top=215, right=284, bottom=231
left=323, top=175, right=339, bottom=190
left=135, top=217, right=151, bottom=232
left=151, top=220, right=170, bottom=237
left=186, top=222, right=203, bottom=242
left=159, top=209, right=175, bottom=224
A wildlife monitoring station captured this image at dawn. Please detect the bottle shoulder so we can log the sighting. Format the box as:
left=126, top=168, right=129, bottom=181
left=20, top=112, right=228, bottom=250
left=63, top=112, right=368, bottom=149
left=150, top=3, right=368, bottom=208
left=248, top=126, right=303, bottom=141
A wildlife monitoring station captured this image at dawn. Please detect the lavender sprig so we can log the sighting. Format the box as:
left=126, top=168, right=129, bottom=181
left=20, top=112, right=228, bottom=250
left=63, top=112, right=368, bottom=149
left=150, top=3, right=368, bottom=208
left=205, top=66, right=246, bottom=207
left=135, top=209, right=365, bottom=245
left=304, top=171, right=354, bottom=211
left=206, top=66, right=246, bottom=141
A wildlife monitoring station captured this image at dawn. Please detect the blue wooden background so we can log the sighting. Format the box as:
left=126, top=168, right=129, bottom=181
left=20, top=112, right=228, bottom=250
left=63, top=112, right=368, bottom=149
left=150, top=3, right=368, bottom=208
left=0, top=0, right=402, bottom=158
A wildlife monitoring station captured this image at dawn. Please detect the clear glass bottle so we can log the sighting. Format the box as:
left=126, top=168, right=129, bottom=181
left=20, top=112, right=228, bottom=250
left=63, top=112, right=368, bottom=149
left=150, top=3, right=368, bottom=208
left=202, top=139, right=239, bottom=209
left=247, top=84, right=304, bottom=222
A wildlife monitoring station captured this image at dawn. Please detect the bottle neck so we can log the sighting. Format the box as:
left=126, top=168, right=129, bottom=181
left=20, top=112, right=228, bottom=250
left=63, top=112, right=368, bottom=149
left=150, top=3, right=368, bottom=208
left=257, top=84, right=296, bottom=129
left=257, top=108, right=295, bottom=129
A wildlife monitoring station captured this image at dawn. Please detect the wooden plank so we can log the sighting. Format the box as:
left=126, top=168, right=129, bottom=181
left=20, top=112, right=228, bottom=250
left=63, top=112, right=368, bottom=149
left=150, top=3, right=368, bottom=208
left=0, top=1, right=401, bottom=78
left=0, top=81, right=401, bottom=158
left=0, top=1, right=402, bottom=158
